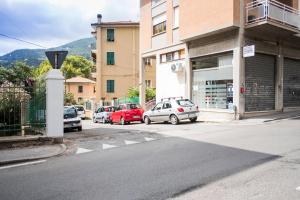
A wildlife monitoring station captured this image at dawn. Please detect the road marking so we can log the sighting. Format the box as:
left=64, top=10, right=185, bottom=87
left=296, top=186, right=300, bottom=191
left=102, top=144, right=117, bottom=150
left=0, top=160, right=47, bottom=170
left=76, top=147, right=93, bottom=154
left=124, top=140, right=140, bottom=145
left=144, top=137, right=156, bottom=142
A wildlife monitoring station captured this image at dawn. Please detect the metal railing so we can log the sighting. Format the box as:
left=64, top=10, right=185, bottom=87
left=0, top=80, right=46, bottom=137
left=246, top=0, right=300, bottom=30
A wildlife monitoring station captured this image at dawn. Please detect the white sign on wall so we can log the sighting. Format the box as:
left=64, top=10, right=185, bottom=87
left=243, top=45, right=255, bottom=58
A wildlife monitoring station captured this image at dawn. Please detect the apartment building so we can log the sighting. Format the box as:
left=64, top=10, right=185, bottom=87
left=91, top=15, right=156, bottom=106
left=140, top=0, right=300, bottom=120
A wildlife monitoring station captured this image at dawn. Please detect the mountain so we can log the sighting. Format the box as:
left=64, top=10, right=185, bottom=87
left=0, top=37, right=96, bottom=67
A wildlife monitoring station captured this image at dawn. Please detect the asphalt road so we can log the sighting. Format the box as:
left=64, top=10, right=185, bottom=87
left=0, top=137, right=276, bottom=200
left=0, top=119, right=299, bottom=200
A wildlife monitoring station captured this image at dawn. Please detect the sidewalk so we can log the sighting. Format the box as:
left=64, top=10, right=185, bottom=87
left=231, top=110, right=300, bottom=125
left=0, top=144, right=66, bottom=166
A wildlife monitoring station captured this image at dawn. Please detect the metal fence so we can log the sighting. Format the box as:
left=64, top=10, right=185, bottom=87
left=0, top=80, right=46, bottom=137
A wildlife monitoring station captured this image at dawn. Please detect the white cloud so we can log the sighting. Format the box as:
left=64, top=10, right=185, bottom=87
left=0, top=0, right=140, bottom=55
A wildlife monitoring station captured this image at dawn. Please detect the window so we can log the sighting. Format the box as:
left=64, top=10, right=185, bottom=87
left=154, top=103, right=163, bottom=110
left=153, top=14, right=167, bottom=35
left=145, top=80, right=151, bottom=88
left=78, top=85, right=83, bottom=93
left=160, top=49, right=185, bottom=63
left=163, top=102, right=172, bottom=109
left=107, top=29, right=114, bottom=42
left=107, top=52, right=115, bottom=65
left=153, top=21, right=166, bottom=35
left=106, top=80, right=115, bottom=93
left=173, top=6, right=179, bottom=28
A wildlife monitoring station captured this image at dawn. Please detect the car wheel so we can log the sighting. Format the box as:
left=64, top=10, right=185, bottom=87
left=120, top=117, right=125, bottom=125
left=144, top=116, right=151, bottom=125
left=110, top=120, right=113, bottom=125
left=190, top=117, right=197, bottom=123
left=170, top=115, right=179, bottom=125
left=78, top=126, right=82, bottom=131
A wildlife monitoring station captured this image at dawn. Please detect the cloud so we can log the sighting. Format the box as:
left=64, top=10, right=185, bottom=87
left=0, top=0, right=139, bottom=55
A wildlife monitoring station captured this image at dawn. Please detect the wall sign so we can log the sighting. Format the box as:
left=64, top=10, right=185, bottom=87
left=243, top=45, right=255, bottom=58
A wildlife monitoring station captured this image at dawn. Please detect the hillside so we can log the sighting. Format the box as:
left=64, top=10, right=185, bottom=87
left=0, top=37, right=96, bottom=67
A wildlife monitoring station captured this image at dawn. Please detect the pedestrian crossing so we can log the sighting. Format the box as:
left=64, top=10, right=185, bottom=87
left=75, top=136, right=163, bottom=155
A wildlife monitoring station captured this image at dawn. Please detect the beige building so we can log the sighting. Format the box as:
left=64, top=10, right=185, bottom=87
left=91, top=15, right=156, bottom=106
left=65, top=76, right=96, bottom=104
left=140, top=0, right=300, bottom=120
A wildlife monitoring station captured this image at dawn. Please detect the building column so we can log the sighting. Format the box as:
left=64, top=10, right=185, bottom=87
left=233, top=0, right=246, bottom=119
left=139, top=57, right=146, bottom=108
left=275, top=43, right=284, bottom=111
left=185, top=44, right=192, bottom=99
left=96, top=26, right=102, bottom=105
left=46, top=69, right=64, bottom=141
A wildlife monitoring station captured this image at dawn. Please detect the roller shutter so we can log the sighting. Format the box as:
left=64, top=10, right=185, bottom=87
left=245, top=54, right=276, bottom=112
left=283, top=58, right=300, bottom=107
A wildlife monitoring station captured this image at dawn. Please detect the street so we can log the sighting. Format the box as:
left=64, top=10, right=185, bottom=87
left=0, top=119, right=300, bottom=200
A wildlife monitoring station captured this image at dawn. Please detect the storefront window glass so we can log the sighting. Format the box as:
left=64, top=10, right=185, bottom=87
left=192, top=53, right=233, bottom=110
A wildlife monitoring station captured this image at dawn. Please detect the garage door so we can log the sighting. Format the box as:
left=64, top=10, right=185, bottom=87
left=283, top=58, right=300, bottom=107
left=245, top=54, right=276, bottom=112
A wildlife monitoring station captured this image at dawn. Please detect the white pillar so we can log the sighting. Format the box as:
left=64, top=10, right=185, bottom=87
left=46, top=69, right=64, bottom=139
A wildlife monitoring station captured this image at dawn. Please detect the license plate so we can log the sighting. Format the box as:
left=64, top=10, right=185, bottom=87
left=133, top=116, right=140, bottom=119
left=188, top=114, right=196, bottom=118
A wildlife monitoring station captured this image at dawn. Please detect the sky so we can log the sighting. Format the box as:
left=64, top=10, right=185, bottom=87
left=0, top=0, right=140, bottom=56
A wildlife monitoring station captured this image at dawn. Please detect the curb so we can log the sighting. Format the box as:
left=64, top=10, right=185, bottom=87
left=263, top=115, right=300, bottom=123
left=0, top=144, right=67, bottom=166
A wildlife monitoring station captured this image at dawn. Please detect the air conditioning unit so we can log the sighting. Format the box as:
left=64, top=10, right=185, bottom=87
left=171, top=63, right=184, bottom=73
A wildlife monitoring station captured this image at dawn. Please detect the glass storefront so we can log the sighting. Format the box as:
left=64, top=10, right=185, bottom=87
left=192, top=53, right=233, bottom=110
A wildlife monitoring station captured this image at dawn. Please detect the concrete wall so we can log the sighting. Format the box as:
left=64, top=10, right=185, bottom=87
left=179, top=0, right=240, bottom=41
left=156, top=58, right=186, bottom=101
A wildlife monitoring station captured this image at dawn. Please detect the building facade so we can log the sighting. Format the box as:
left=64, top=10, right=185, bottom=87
left=91, top=15, right=156, bottom=106
left=140, top=0, right=300, bottom=120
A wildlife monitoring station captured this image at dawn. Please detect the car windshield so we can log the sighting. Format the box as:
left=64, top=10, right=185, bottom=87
left=126, top=104, right=140, bottom=110
left=176, top=99, right=194, bottom=107
left=64, top=107, right=77, bottom=119
left=75, top=106, right=84, bottom=111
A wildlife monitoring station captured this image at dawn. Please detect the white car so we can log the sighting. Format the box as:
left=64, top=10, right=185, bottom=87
left=64, top=106, right=82, bottom=131
left=75, top=105, right=86, bottom=119
left=143, top=98, right=199, bottom=125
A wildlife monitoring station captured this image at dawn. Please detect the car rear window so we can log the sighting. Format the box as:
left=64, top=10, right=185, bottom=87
left=176, top=99, right=194, bottom=107
left=126, top=104, right=140, bottom=110
left=76, top=106, right=84, bottom=111
left=64, top=108, right=77, bottom=118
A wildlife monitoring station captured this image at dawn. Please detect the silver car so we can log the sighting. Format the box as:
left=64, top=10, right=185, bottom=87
left=93, top=106, right=114, bottom=123
left=143, top=98, right=199, bottom=125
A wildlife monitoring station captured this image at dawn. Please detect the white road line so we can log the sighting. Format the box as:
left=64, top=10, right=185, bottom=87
left=124, top=140, right=140, bottom=145
left=144, top=137, right=156, bottom=142
left=102, top=144, right=117, bottom=150
left=76, top=147, right=93, bottom=154
left=296, top=186, right=300, bottom=191
left=0, top=160, right=47, bottom=170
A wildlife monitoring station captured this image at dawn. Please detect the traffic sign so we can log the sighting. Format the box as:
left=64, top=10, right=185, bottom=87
left=45, top=51, right=68, bottom=69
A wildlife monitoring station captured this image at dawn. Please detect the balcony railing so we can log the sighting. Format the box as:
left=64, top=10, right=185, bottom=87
left=246, top=0, right=300, bottom=31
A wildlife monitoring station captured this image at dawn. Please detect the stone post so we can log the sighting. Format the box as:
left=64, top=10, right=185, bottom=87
left=46, top=69, right=64, bottom=142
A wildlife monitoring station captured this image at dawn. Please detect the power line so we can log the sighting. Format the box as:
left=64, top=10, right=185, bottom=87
left=0, top=33, right=48, bottom=49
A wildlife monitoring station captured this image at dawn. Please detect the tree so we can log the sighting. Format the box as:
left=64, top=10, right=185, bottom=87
left=64, top=92, right=76, bottom=106
left=127, top=87, right=156, bottom=102
left=0, top=62, right=33, bottom=85
left=33, top=55, right=94, bottom=79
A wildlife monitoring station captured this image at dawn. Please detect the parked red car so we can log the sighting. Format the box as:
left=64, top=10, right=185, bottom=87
left=110, top=103, right=144, bottom=125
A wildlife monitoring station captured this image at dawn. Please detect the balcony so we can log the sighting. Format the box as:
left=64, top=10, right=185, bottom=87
left=246, top=0, right=300, bottom=33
